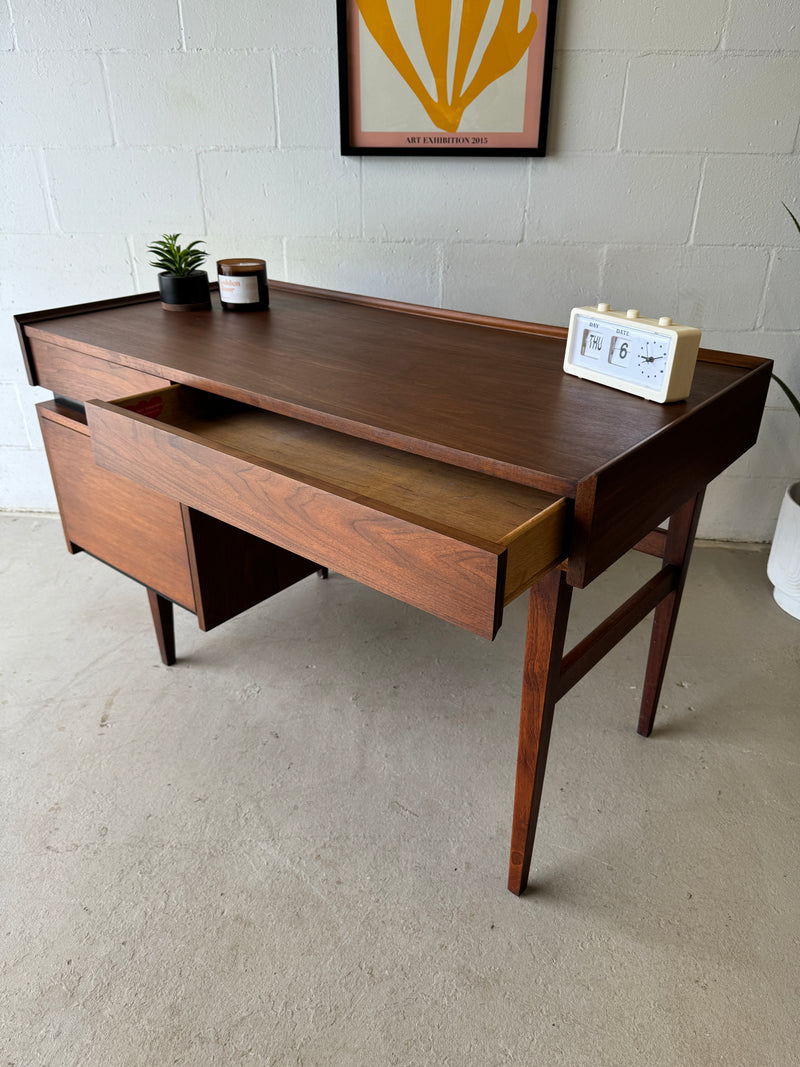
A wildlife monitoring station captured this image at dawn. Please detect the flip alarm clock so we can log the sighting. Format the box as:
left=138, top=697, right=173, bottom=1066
left=563, top=303, right=701, bottom=403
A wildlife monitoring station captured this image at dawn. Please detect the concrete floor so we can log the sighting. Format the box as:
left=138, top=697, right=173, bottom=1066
left=1, top=513, right=798, bottom=1066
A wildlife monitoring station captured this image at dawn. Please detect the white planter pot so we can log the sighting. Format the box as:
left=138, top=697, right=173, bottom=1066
left=767, top=480, right=800, bottom=620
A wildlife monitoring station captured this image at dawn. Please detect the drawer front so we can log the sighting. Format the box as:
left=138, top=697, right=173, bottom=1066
left=38, top=406, right=195, bottom=610
left=88, top=403, right=509, bottom=639
left=28, top=336, right=170, bottom=402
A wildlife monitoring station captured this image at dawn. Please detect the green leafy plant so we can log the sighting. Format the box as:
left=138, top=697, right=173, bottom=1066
left=773, top=203, right=800, bottom=419
left=147, top=233, right=208, bottom=277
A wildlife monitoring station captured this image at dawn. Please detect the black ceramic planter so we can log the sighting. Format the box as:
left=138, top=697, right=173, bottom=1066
left=157, top=270, right=211, bottom=311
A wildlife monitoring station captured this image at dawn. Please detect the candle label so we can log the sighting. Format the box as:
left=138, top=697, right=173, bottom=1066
left=219, top=275, right=260, bottom=303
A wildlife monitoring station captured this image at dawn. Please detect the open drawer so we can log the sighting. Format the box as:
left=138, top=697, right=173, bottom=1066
left=86, top=386, right=568, bottom=639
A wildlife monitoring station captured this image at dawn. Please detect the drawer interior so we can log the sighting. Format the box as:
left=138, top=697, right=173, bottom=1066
left=114, top=385, right=563, bottom=549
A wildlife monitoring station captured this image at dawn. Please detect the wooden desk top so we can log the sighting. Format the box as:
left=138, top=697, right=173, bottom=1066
left=18, top=282, right=772, bottom=586
left=18, top=282, right=766, bottom=494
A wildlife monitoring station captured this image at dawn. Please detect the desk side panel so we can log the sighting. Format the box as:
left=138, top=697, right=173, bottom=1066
left=568, top=358, right=772, bottom=588
left=38, top=404, right=196, bottom=610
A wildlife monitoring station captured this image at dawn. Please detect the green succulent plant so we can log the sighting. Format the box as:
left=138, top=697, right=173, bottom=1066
left=773, top=204, right=800, bottom=419
left=147, top=233, right=208, bottom=277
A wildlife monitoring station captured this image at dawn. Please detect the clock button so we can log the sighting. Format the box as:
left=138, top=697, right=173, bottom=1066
left=658, top=316, right=673, bottom=326
left=626, top=309, right=639, bottom=319
left=597, top=302, right=610, bottom=313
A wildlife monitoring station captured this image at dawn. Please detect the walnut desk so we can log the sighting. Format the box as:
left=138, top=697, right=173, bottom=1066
left=16, top=284, right=771, bottom=895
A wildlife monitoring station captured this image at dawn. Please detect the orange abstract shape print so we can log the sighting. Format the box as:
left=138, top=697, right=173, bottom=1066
left=356, top=0, right=538, bottom=133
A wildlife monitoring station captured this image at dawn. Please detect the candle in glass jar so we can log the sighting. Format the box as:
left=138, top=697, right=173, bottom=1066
left=217, top=258, right=270, bottom=311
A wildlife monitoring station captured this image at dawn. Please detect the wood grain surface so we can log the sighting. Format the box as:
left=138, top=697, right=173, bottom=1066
left=38, top=403, right=195, bottom=609
left=27, top=337, right=170, bottom=402
left=86, top=396, right=542, bottom=639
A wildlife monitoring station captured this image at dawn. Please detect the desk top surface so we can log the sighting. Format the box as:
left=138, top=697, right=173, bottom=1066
left=21, top=282, right=769, bottom=497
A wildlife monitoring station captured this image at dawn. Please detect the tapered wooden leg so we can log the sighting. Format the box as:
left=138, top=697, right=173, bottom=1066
left=637, top=491, right=704, bottom=737
left=507, top=567, right=573, bottom=895
left=147, top=588, right=176, bottom=666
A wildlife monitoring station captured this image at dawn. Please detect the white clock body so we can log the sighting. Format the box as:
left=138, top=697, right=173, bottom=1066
left=563, top=304, right=701, bottom=403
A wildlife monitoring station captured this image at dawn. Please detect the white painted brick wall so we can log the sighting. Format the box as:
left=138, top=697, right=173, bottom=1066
left=0, top=53, right=113, bottom=145
left=105, top=52, right=277, bottom=147
left=0, top=0, right=798, bottom=546
left=622, top=54, right=800, bottom=153
left=12, top=0, right=182, bottom=51
left=362, top=159, right=529, bottom=241
left=556, top=0, right=729, bottom=52
left=528, top=155, right=702, bottom=243
left=0, top=4, right=12, bottom=51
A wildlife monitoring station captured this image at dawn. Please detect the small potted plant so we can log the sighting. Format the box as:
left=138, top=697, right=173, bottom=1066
left=766, top=202, right=800, bottom=618
left=147, top=233, right=211, bottom=311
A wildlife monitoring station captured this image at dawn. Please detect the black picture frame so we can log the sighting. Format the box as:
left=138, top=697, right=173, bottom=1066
left=337, top=0, right=559, bottom=157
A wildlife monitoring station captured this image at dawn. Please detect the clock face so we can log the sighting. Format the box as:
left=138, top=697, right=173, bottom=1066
left=574, top=316, right=671, bottom=387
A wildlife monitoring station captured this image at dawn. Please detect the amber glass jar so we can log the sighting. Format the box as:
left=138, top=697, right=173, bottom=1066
left=216, top=258, right=270, bottom=311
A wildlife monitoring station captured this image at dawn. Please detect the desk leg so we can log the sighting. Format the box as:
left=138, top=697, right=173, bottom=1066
left=637, top=490, right=704, bottom=737
left=507, top=567, right=572, bottom=895
left=147, top=588, right=176, bottom=666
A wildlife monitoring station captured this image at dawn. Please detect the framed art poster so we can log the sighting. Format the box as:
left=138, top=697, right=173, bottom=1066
left=337, top=0, right=559, bottom=156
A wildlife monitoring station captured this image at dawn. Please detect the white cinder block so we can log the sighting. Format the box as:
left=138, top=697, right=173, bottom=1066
left=0, top=54, right=113, bottom=147
left=548, top=53, right=626, bottom=153
left=46, top=149, right=205, bottom=234
left=13, top=0, right=181, bottom=50
left=362, top=159, right=528, bottom=242
left=528, top=155, right=700, bottom=244
left=275, top=51, right=340, bottom=149
left=699, top=473, right=789, bottom=542
left=622, top=54, right=800, bottom=154
left=0, top=235, right=134, bottom=311
left=556, top=0, right=727, bottom=51
left=0, top=318, right=28, bottom=383
left=183, top=0, right=334, bottom=50
left=736, top=407, right=800, bottom=482
left=0, top=387, right=30, bottom=448
left=602, top=246, right=768, bottom=331
left=202, top=150, right=360, bottom=238
left=107, top=53, right=276, bottom=148
left=763, top=250, right=800, bottom=332
left=726, top=0, right=800, bottom=50
left=286, top=238, right=440, bottom=306
left=694, top=157, right=800, bottom=245
left=699, top=331, right=800, bottom=401
left=0, top=4, right=13, bottom=50
left=1, top=149, right=50, bottom=233
left=442, top=243, right=603, bottom=326
left=0, top=446, right=57, bottom=511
